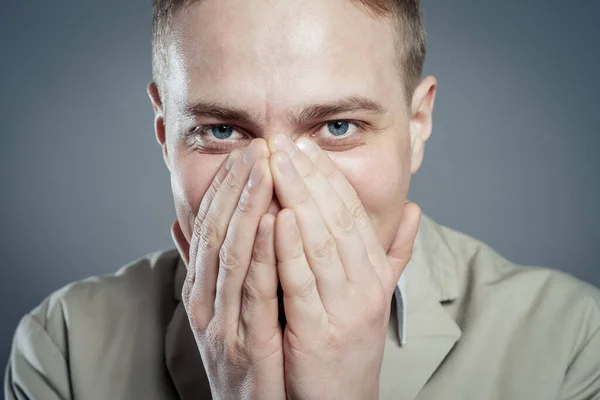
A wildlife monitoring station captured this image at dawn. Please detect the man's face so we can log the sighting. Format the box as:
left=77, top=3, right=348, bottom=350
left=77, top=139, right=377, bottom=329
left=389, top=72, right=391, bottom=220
left=153, top=0, right=435, bottom=253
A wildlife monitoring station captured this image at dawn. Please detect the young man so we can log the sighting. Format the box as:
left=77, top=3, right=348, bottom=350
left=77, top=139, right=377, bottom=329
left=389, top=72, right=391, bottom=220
left=5, top=0, right=600, bottom=399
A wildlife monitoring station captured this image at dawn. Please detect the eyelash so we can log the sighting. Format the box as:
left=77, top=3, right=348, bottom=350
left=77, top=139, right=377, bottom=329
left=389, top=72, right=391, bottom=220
left=187, top=120, right=365, bottom=150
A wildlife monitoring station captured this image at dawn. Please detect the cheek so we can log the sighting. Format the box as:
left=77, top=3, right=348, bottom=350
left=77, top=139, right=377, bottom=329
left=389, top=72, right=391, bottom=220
left=170, top=147, right=227, bottom=242
left=328, top=137, right=411, bottom=251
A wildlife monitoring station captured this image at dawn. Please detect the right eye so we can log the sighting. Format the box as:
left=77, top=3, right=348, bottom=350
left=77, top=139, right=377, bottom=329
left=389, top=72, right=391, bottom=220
left=187, top=124, right=249, bottom=151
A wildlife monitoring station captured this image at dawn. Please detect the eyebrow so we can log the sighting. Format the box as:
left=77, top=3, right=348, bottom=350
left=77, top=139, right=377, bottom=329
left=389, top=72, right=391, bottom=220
left=181, top=95, right=387, bottom=126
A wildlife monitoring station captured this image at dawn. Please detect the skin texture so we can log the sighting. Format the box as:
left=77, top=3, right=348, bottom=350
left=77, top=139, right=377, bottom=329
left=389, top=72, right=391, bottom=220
left=147, top=0, right=436, bottom=397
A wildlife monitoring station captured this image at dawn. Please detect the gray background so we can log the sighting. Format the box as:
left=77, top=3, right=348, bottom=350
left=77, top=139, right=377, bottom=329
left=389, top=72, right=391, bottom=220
left=1, top=0, right=599, bottom=375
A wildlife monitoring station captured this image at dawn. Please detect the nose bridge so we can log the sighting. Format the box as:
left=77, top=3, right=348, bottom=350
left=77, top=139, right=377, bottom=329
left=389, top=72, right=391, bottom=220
left=256, top=89, right=300, bottom=143
left=258, top=124, right=300, bottom=143
left=261, top=93, right=284, bottom=217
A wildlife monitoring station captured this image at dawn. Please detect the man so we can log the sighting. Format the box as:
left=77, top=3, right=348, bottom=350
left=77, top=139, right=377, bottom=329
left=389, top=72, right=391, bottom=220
left=5, top=0, right=600, bottom=399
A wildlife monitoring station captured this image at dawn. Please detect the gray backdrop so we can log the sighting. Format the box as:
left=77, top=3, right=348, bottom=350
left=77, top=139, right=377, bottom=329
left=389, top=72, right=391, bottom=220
left=1, top=0, right=599, bottom=375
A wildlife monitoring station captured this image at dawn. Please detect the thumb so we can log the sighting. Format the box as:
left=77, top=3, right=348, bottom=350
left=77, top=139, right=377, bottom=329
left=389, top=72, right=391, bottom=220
left=170, top=219, right=190, bottom=267
left=386, top=202, right=421, bottom=284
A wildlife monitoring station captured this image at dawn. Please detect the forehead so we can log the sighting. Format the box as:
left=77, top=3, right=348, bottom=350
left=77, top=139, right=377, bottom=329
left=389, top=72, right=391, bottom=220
left=166, top=0, right=401, bottom=119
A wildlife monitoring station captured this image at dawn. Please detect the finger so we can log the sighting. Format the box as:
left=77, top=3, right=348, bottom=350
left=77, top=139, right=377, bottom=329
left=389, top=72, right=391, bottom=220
left=186, top=148, right=242, bottom=302
left=214, top=157, right=274, bottom=325
left=269, top=150, right=348, bottom=308
left=196, top=148, right=241, bottom=228
left=239, top=213, right=280, bottom=343
left=385, top=202, right=421, bottom=286
left=296, top=137, right=388, bottom=268
left=189, top=139, right=269, bottom=319
left=270, top=134, right=373, bottom=284
left=275, top=209, right=327, bottom=338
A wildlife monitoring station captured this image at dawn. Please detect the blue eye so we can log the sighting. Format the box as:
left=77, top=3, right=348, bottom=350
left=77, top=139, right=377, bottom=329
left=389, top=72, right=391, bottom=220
left=327, top=121, right=350, bottom=136
left=211, top=125, right=234, bottom=139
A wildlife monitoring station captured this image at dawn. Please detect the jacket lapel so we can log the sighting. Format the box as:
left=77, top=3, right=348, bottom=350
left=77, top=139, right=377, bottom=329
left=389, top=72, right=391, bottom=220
left=379, top=214, right=463, bottom=400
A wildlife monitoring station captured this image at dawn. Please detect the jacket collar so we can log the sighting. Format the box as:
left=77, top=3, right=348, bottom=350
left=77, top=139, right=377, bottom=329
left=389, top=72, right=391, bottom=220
left=166, top=212, right=462, bottom=400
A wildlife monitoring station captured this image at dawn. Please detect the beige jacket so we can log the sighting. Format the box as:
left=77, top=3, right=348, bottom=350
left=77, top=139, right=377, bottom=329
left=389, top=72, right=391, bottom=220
left=5, top=214, right=600, bottom=399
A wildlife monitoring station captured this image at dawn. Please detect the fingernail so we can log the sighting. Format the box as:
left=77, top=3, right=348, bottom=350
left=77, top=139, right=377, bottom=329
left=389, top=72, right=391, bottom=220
left=242, top=146, right=253, bottom=165
left=271, top=134, right=297, bottom=156
left=226, top=151, right=241, bottom=171
left=275, top=152, right=297, bottom=178
left=296, top=137, right=318, bottom=161
left=242, top=144, right=262, bottom=165
left=248, top=162, right=264, bottom=187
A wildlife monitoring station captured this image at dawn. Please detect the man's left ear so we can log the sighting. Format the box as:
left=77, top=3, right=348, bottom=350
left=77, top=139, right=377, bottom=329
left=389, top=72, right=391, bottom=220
left=409, top=75, right=437, bottom=175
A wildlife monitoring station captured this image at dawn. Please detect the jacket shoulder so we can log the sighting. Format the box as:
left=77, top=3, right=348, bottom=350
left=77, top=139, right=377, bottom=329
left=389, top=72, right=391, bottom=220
left=441, top=223, right=600, bottom=342
left=6, top=249, right=182, bottom=399
left=437, top=223, right=600, bottom=397
left=16, top=248, right=181, bottom=363
left=29, top=248, right=181, bottom=333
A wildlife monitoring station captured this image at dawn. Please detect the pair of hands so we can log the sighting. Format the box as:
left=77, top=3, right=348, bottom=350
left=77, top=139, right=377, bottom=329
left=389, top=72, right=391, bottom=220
left=171, top=134, right=421, bottom=400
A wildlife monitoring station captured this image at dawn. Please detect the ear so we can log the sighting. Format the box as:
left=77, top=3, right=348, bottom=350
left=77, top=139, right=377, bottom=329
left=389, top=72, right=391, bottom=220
left=147, top=81, right=171, bottom=171
left=408, top=75, right=437, bottom=175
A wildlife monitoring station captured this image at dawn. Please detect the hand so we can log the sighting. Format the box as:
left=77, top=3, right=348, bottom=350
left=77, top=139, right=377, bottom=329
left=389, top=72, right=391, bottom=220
left=268, top=134, right=421, bottom=400
left=171, top=139, right=286, bottom=400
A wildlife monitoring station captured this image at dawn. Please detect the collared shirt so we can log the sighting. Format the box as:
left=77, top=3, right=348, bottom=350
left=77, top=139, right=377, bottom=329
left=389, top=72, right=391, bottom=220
left=6, top=213, right=600, bottom=400
left=394, top=273, right=408, bottom=345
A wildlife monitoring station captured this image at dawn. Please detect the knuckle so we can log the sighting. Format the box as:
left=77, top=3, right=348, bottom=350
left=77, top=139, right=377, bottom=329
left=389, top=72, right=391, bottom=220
left=219, top=241, right=244, bottom=275
left=196, top=176, right=223, bottom=222
left=310, top=234, right=337, bottom=263
left=223, top=169, right=244, bottom=193
left=202, top=323, right=245, bottom=363
left=199, top=217, right=222, bottom=253
left=288, top=247, right=306, bottom=264
left=193, top=215, right=205, bottom=238
left=204, top=178, right=221, bottom=206
left=348, top=200, right=368, bottom=230
left=251, top=239, right=271, bottom=264
left=227, top=340, right=249, bottom=365
left=235, top=187, right=253, bottom=216
left=292, top=187, right=312, bottom=208
left=203, top=322, right=225, bottom=344
left=331, top=204, right=355, bottom=237
left=294, top=276, right=317, bottom=300
left=242, top=275, right=276, bottom=304
left=210, top=174, right=223, bottom=193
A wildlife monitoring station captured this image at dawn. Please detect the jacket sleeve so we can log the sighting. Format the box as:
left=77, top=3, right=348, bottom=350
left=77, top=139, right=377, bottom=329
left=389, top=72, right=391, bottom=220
left=4, top=308, right=72, bottom=400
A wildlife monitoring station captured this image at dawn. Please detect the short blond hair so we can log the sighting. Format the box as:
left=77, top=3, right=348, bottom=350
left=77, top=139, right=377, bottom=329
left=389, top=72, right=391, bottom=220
left=152, top=0, right=426, bottom=106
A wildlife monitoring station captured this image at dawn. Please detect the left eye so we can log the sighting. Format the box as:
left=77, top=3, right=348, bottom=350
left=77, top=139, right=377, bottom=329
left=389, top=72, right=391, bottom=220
left=322, top=120, right=359, bottom=137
